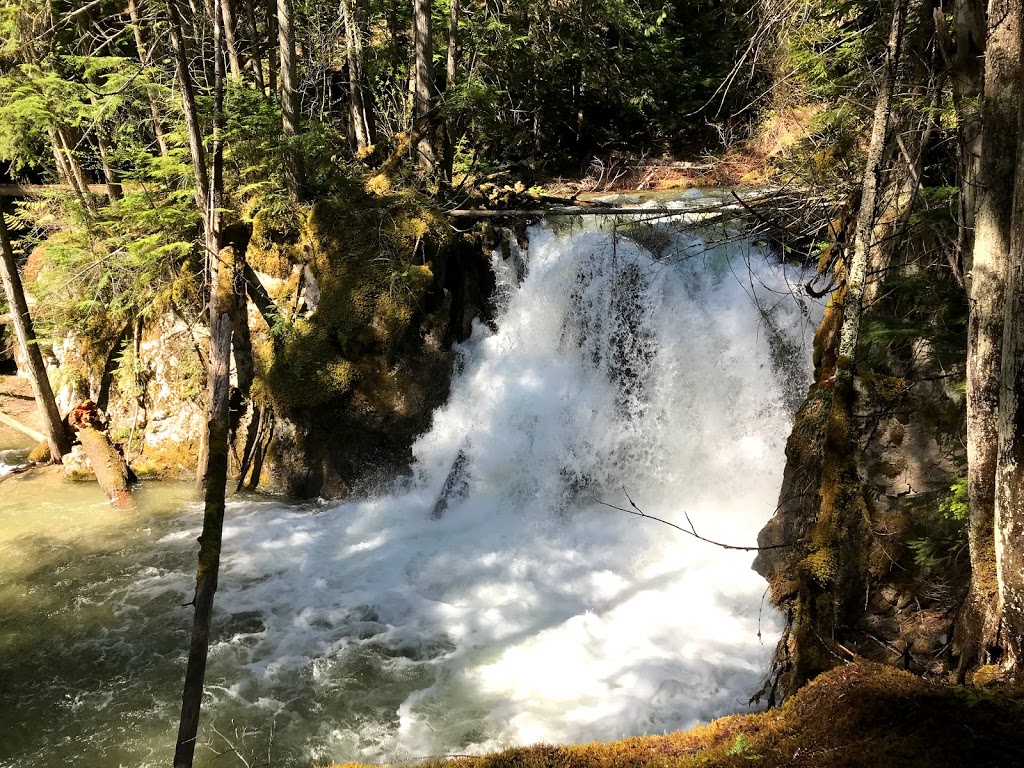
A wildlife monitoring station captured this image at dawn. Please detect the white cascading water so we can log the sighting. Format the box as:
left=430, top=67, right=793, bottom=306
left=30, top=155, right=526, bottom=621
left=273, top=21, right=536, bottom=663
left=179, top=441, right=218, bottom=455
left=141, top=207, right=821, bottom=764
left=0, top=205, right=821, bottom=768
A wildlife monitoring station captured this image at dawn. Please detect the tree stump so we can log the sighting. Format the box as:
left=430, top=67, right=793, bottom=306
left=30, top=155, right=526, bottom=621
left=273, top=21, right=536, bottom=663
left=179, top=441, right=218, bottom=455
left=69, top=401, right=134, bottom=509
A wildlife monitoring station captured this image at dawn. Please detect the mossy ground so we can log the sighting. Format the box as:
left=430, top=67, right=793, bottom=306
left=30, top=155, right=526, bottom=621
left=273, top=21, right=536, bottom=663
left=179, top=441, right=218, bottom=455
left=326, top=662, right=1024, bottom=768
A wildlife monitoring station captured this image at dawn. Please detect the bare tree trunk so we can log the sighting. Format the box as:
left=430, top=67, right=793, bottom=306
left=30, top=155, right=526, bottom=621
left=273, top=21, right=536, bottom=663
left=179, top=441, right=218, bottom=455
left=953, top=0, right=986, bottom=271
left=48, top=129, right=91, bottom=209
left=441, top=0, right=458, bottom=181
left=90, top=105, right=123, bottom=201
left=266, top=0, right=278, bottom=96
left=782, top=0, right=908, bottom=693
left=127, top=0, right=171, bottom=157
left=278, top=0, right=305, bottom=201
left=960, top=0, right=1023, bottom=676
left=173, top=0, right=231, bottom=763
left=242, top=0, right=267, bottom=92
left=0, top=211, right=71, bottom=462
left=69, top=401, right=134, bottom=508
left=835, top=0, right=907, bottom=377
left=222, top=0, right=244, bottom=81
left=993, top=69, right=1024, bottom=676
left=168, top=0, right=211, bottom=214
left=413, top=0, right=435, bottom=170
left=340, top=0, right=375, bottom=150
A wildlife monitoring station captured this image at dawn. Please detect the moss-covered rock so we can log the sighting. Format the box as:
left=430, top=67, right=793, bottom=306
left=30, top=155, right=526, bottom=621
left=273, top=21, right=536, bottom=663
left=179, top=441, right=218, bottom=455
left=249, top=186, right=492, bottom=498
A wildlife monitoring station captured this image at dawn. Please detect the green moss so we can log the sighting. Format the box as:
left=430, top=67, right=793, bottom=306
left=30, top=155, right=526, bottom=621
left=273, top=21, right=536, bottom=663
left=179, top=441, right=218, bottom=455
left=134, top=438, right=199, bottom=479
left=261, top=189, right=450, bottom=411
left=248, top=206, right=304, bottom=279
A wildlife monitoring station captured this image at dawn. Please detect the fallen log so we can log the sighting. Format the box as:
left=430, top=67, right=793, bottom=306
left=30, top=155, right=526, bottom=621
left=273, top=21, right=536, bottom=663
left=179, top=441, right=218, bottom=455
left=69, top=401, right=135, bottom=509
left=431, top=446, right=470, bottom=519
left=0, top=411, right=46, bottom=443
left=447, top=205, right=733, bottom=219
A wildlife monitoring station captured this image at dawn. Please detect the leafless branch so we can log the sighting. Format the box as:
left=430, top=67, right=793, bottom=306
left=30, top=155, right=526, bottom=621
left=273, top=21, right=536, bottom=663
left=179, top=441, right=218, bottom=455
left=597, top=489, right=797, bottom=552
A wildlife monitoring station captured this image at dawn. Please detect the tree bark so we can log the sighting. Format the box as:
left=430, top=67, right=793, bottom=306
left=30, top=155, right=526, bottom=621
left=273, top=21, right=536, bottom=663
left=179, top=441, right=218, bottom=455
left=340, top=0, right=375, bottom=150
left=167, top=0, right=211, bottom=214
left=127, top=0, right=171, bottom=157
left=55, top=128, right=96, bottom=212
left=241, top=0, right=267, bottom=92
left=835, top=0, right=907, bottom=377
left=266, top=0, right=278, bottom=96
left=412, top=0, right=435, bottom=170
left=48, top=129, right=91, bottom=209
left=221, top=0, right=244, bottom=81
left=91, top=115, right=123, bottom=201
left=174, top=1, right=231, bottom=763
left=960, top=0, right=1023, bottom=676
left=69, top=401, right=133, bottom=508
left=441, top=0, right=458, bottom=181
left=993, top=65, right=1024, bottom=675
left=0, top=211, right=71, bottom=462
left=278, top=0, right=305, bottom=201
left=952, top=0, right=986, bottom=271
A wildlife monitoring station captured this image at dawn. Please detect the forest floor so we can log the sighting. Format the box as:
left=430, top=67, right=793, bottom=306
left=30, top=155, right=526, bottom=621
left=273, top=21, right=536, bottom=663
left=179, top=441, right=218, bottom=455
left=328, top=662, right=1024, bottom=768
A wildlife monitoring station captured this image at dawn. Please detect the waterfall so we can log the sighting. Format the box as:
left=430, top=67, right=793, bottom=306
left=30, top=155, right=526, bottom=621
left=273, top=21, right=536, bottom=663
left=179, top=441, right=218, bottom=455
left=0, top=205, right=821, bottom=768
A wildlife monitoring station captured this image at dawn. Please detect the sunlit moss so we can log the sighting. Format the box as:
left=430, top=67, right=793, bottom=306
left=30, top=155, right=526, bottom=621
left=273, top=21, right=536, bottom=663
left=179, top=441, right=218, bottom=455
left=256, top=187, right=450, bottom=412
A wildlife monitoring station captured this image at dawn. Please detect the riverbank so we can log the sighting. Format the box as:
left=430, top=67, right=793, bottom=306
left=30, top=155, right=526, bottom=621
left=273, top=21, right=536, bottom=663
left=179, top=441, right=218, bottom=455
left=329, top=662, right=1024, bottom=768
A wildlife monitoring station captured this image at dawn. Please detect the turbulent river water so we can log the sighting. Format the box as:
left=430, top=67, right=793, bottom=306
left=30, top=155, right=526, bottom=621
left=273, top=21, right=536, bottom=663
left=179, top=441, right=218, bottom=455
left=0, top=198, right=821, bottom=768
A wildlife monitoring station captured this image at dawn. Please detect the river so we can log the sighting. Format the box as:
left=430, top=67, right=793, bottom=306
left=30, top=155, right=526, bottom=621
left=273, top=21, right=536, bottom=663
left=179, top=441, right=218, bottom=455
left=0, top=198, right=821, bottom=767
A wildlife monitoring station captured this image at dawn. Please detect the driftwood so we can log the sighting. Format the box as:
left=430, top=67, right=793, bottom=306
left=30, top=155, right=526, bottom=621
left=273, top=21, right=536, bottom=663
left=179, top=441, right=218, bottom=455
left=446, top=190, right=827, bottom=224
left=0, top=411, right=46, bottom=443
left=448, top=205, right=721, bottom=219
left=69, top=400, right=135, bottom=508
left=431, top=446, right=470, bottom=519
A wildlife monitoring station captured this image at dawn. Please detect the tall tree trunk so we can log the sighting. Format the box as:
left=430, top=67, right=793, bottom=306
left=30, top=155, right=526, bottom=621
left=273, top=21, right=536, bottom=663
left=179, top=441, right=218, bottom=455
left=782, top=0, right=908, bottom=694
left=960, top=0, right=1023, bottom=676
left=412, top=0, right=435, bottom=170
left=341, top=0, right=375, bottom=150
left=835, top=0, right=907, bottom=377
left=993, top=61, right=1024, bottom=676
left=441, top=0, right=458, bottom=181
left=0, top=211, right=71, bottom=462
left=90, top=104, right=124, bottom=201
left=242, top=0, right=267, bottom=92
left=222, top=0, right=244, bottom=81
left=173, top=0, right=231, bottom=763
left=266, top=0, right=278, bottom=96
left=167, top=0, right=211, bottom=214
left=48, top=129, right=91, bottom=209
left=278, top=0, right=305, bottom=201
left=127, top=0, right=171, bottom=157
left=951, top=0, right=987, bottom=273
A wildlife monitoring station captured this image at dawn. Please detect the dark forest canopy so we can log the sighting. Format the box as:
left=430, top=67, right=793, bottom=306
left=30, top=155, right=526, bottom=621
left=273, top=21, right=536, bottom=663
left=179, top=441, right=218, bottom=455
left=0, top=0, right=750, bottom=188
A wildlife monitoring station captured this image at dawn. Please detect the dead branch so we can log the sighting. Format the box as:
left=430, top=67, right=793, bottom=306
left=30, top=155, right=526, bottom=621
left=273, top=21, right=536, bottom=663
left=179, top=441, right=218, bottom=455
left=598, top=489, right=797, bottom=552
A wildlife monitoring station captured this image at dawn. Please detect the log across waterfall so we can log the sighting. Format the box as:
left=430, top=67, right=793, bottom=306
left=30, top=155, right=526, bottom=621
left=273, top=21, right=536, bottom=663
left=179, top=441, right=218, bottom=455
left=0, top=208, right=823, bottom=768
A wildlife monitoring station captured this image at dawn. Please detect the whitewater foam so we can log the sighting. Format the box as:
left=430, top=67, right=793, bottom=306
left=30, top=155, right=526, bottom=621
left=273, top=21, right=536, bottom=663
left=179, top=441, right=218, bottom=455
left=131, top=209, right=824, bottom=764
